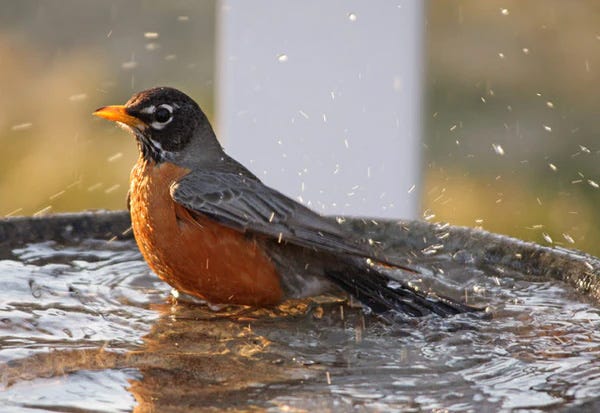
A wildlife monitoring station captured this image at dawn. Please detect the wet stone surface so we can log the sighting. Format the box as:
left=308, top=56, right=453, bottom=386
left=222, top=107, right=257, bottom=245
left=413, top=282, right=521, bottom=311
left=1, top=214, right=600, bottom=412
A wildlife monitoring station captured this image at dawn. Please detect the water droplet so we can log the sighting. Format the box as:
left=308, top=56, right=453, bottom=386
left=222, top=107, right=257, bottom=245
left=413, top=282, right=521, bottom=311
left=145, top=43, right=160, bottom=51
left=277, top=54, right=288, bottom=63
left=107, top=152, right=123, bottom=162
left=522, top=47, right=530, bottom=55
left=542, top=233, right=553, bottom=243
left=543, top=125, right=552, bottom=132
left=498, top=52, right=505, bottom=59
left=87, top=183, right=103, bottom=192
left=348, top=13, right=357, bottom=22
left=144, top=32, right=159, bottom=39
left=500, top=8, right=509, bottom=16
left=492, top=144, right=505, bottom=156
left=121, top=60, right=138, bottom=70
left=49, top=190, right=66, bottom=201
left=588, top=179, right=599, bottom=189
left=548, top=163, right=558, bottom=172
left=11, top=122, right=33, bottom=131
left=69, top=93, right=87, bottom=102
left=5, top=208, right=23, bottom=217
left=177, top=16, right=190, bottom=22
left=546, top=101, right=554, bottom=108
left=104, top=184, right=120, bottom=194
left=33, top=206, right=52, bottom=216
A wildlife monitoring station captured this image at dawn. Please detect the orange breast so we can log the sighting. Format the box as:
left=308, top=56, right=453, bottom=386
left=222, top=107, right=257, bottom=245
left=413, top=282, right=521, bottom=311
left=129, top=158, right=283, bottom=306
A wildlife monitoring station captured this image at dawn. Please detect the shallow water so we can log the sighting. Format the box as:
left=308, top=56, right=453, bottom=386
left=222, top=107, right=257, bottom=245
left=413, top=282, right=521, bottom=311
left=1, top=238, right=600, bottom=412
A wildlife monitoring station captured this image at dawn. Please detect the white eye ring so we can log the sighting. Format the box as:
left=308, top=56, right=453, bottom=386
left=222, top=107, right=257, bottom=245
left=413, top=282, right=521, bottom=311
left=150, top=104, right=174, bottom=130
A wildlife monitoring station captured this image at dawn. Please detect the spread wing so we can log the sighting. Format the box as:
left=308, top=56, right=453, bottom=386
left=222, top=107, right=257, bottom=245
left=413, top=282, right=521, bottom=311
left=170, top=170, right=371, bottom=258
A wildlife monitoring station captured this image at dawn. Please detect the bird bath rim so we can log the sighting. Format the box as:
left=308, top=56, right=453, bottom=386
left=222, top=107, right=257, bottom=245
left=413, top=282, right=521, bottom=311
left=1, top=210, right=599, bottom=302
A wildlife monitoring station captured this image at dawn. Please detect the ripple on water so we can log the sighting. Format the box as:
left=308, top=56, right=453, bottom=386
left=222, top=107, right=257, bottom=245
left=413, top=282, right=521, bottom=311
left=1, top=240, right=600, bottom=411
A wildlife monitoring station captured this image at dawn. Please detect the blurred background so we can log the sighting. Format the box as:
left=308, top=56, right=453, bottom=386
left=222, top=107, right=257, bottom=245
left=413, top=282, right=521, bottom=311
left=0, top=1, right=598, bottom=256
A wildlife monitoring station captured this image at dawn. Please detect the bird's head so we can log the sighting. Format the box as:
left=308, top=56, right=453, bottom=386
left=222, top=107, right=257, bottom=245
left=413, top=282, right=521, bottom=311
left=93, top=87, right=217, bottom=163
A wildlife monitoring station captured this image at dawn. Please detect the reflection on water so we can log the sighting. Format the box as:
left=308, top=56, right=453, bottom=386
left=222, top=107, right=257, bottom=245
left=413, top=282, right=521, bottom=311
left=1, top=238, right=600, bottom=411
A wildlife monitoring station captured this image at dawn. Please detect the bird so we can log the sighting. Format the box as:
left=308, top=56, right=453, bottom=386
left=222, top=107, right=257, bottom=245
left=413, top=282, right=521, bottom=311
left=93, top=87, right=476, bottom=317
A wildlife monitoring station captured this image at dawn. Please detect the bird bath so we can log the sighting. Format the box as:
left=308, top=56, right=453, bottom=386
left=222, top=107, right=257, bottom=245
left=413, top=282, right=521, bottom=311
left=1, top=211, right=600, bottom=412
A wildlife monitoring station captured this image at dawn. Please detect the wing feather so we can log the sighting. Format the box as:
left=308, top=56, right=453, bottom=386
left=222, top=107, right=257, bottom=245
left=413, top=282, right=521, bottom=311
left=170, top=171, right=371, bottom=257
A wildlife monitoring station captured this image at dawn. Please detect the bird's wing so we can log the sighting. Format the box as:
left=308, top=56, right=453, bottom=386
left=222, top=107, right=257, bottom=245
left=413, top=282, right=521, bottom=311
left=170, top=170, right=373, bottom=258
left=171, top=170, right=482, bottom=317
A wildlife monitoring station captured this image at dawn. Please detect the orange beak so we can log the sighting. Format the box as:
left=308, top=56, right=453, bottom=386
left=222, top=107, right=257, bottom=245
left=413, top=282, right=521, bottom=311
left=93, top=105, right=146, bottom=129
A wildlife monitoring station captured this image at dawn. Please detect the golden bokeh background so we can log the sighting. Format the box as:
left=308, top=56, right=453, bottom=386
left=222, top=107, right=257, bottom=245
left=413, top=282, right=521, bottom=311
left=1, top=1, right=598, bottom=256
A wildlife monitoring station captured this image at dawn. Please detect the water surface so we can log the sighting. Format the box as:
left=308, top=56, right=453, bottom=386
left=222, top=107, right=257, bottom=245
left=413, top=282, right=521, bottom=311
left=1, top=237, right=600, bottom=412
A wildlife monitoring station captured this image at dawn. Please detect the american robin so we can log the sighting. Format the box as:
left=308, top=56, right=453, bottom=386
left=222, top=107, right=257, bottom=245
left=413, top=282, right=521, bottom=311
left=93, top=87, right=475, bottom=317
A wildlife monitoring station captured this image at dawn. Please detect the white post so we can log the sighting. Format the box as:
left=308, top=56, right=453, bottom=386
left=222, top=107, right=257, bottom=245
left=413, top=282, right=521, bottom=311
left=216, top=1, right=423, bottom=219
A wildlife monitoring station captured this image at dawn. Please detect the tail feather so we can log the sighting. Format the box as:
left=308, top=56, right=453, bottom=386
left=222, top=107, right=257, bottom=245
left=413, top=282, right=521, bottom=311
left=326, top=258, right=480, bottom=317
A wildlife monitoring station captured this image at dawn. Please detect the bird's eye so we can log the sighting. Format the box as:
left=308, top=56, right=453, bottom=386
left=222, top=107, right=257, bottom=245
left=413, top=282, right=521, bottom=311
left=154, top=107, right=172, bottom=123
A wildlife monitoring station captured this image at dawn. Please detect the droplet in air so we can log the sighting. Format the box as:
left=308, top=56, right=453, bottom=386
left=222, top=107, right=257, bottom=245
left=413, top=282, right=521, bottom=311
left=588, top=179, right=599, bottom=189
left=548, top=163, right=558, bottom=172
left=522, top=47, right=530, bottom=55
left=69, top=93, right=87, bottom=102
left=500, top=8, right=509, bottom=15
left=11, top=122, right=33, bottom=131
left=492, top=143, right=505, bottom=156
left=145, top=43, right=160, bottom=51
left=49, top=190, right=66, bottom=201
left=144, top=32, right=159, bottom=39
left=348, top=13, right=357, bottom=22
left=542, top=233, right=553, bottom=244
left=107, top=152, right=123, bottom=162
left=104, top=184, right=120, bottom=194
left=546, top=101, right=554, bottom=108
left=5, top=208, right=23, bottom=217
left=562, top=233, right=575, bottom=244
left=498, top=52, right=505, bottom=59
left=277, top=54, right=288, bottom=63
left=543, top=125, right=552, bottom=132
left=87, top=183, right=103, bottom=192
left=122, top=60, right=138, bottom=70
left=33, top=206, right=52, bottom=216
left=423, top=212, right=436, bottom=221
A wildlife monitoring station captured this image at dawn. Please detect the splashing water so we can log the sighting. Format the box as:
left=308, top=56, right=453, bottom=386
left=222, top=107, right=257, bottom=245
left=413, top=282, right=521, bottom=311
left=1, top=215, right=600, bottom=411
